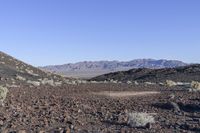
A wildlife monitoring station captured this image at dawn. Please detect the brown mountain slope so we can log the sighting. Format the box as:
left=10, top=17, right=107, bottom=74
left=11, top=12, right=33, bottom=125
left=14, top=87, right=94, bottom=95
left=0, top=51, right=70, bottom=87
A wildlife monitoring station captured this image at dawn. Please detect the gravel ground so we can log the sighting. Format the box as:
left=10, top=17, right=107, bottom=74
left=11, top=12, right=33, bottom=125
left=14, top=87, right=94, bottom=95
left=0, top=84, right=200, bottom=133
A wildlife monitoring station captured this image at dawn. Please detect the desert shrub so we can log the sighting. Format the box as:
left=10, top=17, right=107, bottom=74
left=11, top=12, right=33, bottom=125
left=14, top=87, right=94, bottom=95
left=90, top=81, right=98, bottom=84
left=0, top=86, right=8, bottom=105
left=76, top=80, right=87, bottom=84
left=54, top=81, right=63, bottom=86
left=110, top=79, right=118, bottom=84
left=103, top=80, right=108, bottom=83
left=71, top=80, right=77, bottom=85
left=166, top=80, right=177, bottom=87
left=127, top=81, right=132, bottom=84
left=159, top=82, right=164, bottom=86
left=41, top=78, right=55, bottom=86
left=145, top=82, right=156, bottom=85
left=127, top=112, right=155, bottom=128
left=63, top=79, right=70, bottom=84
left=27, top=80, right=41, bottom=87
left=16, top=75, right=26, bottom=81
left=191, top=81, right=200, bottom=90
left=134, top=81, right=139, bottom=85
left=25, top=69, right=39, bottom=76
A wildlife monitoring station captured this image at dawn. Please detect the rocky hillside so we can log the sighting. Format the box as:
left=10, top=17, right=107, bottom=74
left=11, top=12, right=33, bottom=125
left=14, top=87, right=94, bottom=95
left=0, top=51, right=72, bottom=87
left=40, top=59, right=187, bottom=79
left=91, top=64, right=200, bottom=83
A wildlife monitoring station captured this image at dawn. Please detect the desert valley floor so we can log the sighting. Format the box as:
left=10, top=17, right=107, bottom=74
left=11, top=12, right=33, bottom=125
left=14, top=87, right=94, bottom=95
left=1, top=83, right=200, bottom=133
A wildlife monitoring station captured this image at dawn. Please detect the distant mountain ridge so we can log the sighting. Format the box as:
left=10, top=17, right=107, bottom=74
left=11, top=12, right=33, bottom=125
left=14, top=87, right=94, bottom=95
left=40, top=59, right=188, bottom=79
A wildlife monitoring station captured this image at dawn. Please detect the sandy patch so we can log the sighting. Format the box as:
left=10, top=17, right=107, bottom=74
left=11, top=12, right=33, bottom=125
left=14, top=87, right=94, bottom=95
left=93, top=91, right=160, bottom=97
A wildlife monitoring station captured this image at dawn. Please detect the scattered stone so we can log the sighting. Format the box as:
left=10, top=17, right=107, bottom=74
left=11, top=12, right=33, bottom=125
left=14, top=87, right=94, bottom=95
left=0, top=120, right=3, bottom=125
left=17, top=130, right=27, bottom=133
left=169, top=93, right=175, bottom=99
left=167, top=102, right=180, bottom=112
left=0, top=62, right=5, bottom=64
left=38, top=131, right=45, bottom=133
left=153, top=102, right=180, bottom=112
left=167, top=102, right=180, bottom=111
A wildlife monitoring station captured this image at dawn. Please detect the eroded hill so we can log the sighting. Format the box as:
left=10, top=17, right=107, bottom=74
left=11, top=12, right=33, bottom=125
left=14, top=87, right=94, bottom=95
left=91, top=64, right=200, bottom=83
left=0, top=51, right=72, bottom=87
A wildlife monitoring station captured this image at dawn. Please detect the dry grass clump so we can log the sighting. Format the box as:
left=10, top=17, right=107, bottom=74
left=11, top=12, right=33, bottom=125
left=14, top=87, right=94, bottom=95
left=0, top=86, right=8, bottom=105
left=110, top=79, right=118, bottom=84
left=145, top=82, right=156, bottom=85
left=27, top=80, right=41, bottom=87
left=166, top=80, right=177, bottom=87
left=16, top=75, right=26, bottom=81
left=41, top=78, right=55, bottom=86
left=127, top=112, right=155, bottom=128
left=191, top=81, right=200, bottom=90
left=134, top=81, right=139, bottom=85
left=127, top=81, right=132, bottom=84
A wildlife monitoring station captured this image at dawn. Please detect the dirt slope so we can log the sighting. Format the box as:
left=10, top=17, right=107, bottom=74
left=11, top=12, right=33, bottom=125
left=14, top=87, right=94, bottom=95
left=0, top=51, right=70, bottom=87
left=91, top=64, right=200, bottom=83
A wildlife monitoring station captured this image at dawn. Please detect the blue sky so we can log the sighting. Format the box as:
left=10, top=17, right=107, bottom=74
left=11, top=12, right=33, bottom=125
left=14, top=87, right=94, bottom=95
left=0, top=0, right=200, bottom=66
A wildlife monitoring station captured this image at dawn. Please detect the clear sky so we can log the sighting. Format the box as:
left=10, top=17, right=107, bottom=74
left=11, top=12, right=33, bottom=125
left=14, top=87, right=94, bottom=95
left=0, top=0, right=200, bottom=66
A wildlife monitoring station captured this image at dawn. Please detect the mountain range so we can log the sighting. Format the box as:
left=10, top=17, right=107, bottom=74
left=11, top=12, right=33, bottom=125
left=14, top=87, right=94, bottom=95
left=40, top=59, right=187, bottom=79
